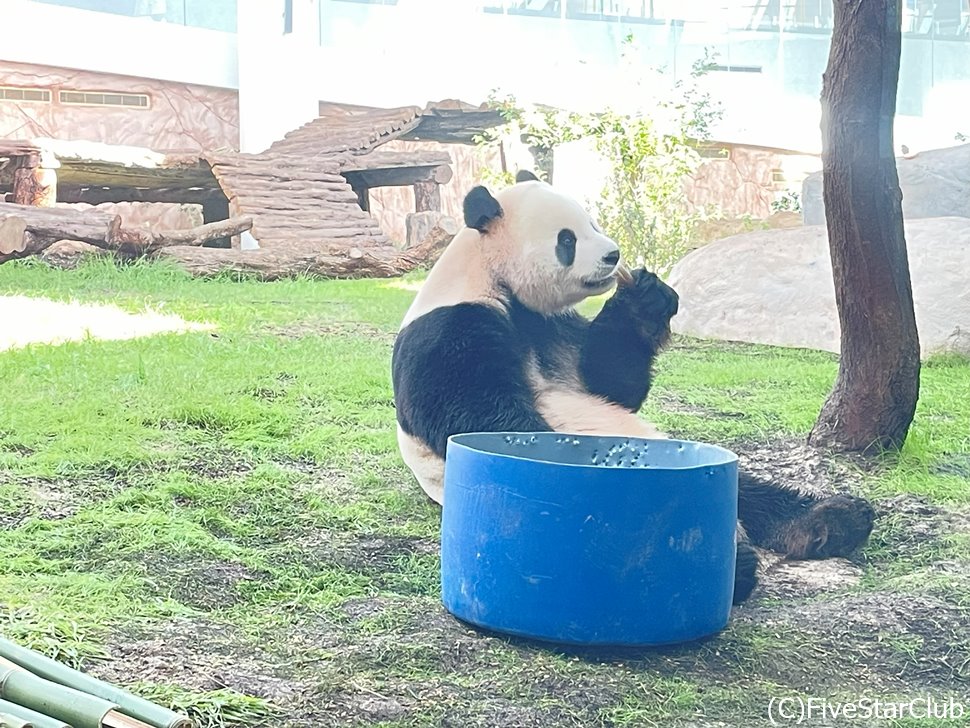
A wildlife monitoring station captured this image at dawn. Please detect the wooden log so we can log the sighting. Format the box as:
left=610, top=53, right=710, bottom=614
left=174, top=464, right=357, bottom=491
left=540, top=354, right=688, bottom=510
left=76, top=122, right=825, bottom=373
left=413, top=181, right=442, bottom=213
left=157, top=237, right=446, bottom=280
left=342, top=164, right=452, bottom=190
left=0, top=202, right=118, bottom=245
left=57, top=185, right=224, bottom=205
left=227, top=192, right=362, bottom=206
left=12, top=155, right=58, bottom=207
left=0, top=216, right=28, bottom=256
left=404, top=213, right=457, bottom=265
left=40, top=239, right=109, bottom=269
left=0, top=231, right=49, bottom=264
left=339, top=149, right=452, bottom=173
left=0, top=205, right=251, bottom=263
left=107, top=216, right=254, bottom=254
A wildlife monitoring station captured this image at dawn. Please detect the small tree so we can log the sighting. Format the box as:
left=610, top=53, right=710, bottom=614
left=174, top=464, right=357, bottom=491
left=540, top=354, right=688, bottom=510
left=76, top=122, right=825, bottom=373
left=808, top=0, right=920, bottom=453
left=475, top=42, right=722, bottom=277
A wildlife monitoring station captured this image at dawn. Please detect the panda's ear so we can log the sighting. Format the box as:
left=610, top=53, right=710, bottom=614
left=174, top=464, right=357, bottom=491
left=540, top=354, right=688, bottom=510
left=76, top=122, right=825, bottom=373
left=515, top=170, right=540, bottom=183
left=463, top=185, right=503, bottom=233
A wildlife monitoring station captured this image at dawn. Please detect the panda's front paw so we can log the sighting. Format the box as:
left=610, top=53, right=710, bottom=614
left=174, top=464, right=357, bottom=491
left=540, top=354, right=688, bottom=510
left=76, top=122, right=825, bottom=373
left=613, top=268, right=679, bottom=343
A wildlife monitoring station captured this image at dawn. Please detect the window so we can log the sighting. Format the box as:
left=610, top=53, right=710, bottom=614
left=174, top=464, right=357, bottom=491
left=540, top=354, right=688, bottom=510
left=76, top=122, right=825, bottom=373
left=59, top=91, right=150, bottom=108
left=0, top=87, right=52, bottom=102
left=711, top=64, right=763, bottom=74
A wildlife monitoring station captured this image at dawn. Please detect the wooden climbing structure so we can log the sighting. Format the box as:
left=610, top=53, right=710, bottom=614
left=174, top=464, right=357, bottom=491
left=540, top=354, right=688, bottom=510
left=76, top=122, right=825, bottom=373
left=0, top=100, right=504, bottom=278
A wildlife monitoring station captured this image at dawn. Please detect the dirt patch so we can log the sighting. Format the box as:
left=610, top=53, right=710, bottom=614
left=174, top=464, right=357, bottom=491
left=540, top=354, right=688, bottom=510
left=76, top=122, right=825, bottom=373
left=90, top=617, right=306, bottom=706
left=128, top=552, right=266, bottom=611
left=734, top=592, right=970, bottom=692
left=652, top=391, right=748, bottom=420
left=0, top=470, right=130, bottom=525
left=265, top=320, right=395, bottom=343
left=731, top=437, right=867, bottom=497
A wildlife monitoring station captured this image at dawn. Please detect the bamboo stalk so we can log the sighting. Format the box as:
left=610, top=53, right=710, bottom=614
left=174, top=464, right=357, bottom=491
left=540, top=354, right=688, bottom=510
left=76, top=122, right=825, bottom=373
left=0, top=710, right=33, bottom=728
left=0, top=657, right=116, bottom=728
left=0, top=699, right=70, bottom=728
left=101, top=712, right=155, bottom=728
left=0, top=643, right=190, bottom=728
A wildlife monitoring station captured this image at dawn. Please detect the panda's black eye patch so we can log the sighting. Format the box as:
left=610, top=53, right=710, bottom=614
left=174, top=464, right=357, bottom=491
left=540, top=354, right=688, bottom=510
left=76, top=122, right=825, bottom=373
left=556, top=228, right=577, bottom=266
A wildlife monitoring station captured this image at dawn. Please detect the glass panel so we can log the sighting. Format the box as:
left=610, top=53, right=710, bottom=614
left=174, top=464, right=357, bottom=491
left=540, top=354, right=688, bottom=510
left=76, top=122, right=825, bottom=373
left=29, top=0, right=238, bottom=32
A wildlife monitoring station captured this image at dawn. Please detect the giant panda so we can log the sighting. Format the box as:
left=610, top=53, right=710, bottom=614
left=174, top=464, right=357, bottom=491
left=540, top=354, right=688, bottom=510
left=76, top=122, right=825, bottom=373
left=391, top=171, right=875, bottom=603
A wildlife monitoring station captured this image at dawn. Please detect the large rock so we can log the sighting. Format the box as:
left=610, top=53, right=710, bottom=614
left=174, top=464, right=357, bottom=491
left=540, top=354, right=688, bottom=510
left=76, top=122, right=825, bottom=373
left=802, top=144, right=970, bottom=224
left=667, top=217, right=970, bottom=359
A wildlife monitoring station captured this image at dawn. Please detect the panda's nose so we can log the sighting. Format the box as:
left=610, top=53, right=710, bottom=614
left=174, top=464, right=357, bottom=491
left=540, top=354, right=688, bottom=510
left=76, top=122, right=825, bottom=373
left=602, top=250, right=620, bottom=266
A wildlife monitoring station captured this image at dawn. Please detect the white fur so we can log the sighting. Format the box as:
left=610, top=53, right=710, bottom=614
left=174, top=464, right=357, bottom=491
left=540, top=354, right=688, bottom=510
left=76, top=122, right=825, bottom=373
left=397, top=426, right=446, bottom=503
left=401, top=181, right=620, bottom=329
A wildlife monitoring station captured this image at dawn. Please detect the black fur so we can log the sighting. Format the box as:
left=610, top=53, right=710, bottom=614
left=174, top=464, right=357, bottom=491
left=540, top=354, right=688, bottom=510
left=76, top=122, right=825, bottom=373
left=516, top=170, right=540, bottom=183
left=580, top=269, right=678, bottom=410
left=738, top=476, right=875, bottom=559
left=556, top=229, right=577, bottom=267
left=393, top=303, right=550, bottom=458
left=733, top=540, right=759, bottom=604
left=463, top=186, right=503, bottom=233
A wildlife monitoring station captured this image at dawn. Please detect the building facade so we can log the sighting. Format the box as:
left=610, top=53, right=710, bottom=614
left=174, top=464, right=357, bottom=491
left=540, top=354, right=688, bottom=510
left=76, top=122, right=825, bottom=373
left=2, top=0, right=967, bottom=155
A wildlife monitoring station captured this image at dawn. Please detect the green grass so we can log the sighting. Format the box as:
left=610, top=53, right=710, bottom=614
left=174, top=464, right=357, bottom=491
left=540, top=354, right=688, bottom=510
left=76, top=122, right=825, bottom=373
left=0, top=258, right=967, bottom=728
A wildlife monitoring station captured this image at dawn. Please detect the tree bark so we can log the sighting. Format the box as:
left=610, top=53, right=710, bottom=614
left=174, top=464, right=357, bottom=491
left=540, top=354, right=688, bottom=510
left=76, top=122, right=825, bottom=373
left=808, top=0, right=920, bottom=453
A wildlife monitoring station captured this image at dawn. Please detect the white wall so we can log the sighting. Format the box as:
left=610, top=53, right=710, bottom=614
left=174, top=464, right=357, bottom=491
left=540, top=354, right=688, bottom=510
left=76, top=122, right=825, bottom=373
left=237, top=0, right=322, bottom=153
left=1, top=0, right=238, bottom=89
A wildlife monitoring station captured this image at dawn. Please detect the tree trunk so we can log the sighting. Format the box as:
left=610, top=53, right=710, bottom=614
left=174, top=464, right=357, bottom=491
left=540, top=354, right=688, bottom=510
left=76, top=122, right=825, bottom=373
left=12, top=156, right=57, bottom=207
left=808, top=0, right=920, bottom=453
left=413, top=181, right=441, bottom=212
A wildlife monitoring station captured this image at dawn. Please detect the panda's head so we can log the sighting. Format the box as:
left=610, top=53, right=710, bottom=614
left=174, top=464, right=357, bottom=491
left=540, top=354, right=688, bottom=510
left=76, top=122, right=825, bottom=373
left=462, top=171, right=624, bottom=314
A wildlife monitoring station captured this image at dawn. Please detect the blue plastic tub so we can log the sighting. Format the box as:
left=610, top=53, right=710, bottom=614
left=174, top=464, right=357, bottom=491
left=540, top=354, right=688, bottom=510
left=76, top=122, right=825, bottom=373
left=441, top=432, right=739, bottom=646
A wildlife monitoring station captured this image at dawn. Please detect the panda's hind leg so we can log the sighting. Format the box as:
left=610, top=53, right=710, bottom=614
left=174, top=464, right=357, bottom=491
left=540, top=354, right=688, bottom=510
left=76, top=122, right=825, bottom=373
left=778, top=494, right=877, bottom=559
left=733, top=536, right=759, bottom=604
left=737, top=473, right=875, bottom=560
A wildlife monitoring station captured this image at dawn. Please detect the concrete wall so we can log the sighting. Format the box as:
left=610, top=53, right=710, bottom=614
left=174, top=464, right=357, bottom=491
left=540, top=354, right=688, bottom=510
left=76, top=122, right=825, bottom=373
left=0, top=60, right=238, bottom=150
